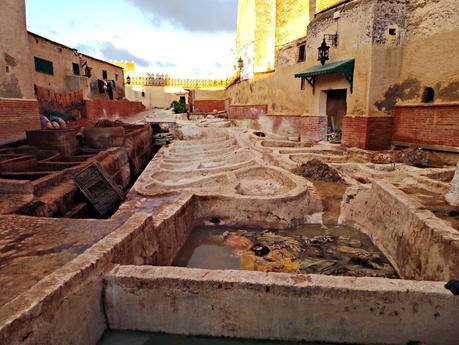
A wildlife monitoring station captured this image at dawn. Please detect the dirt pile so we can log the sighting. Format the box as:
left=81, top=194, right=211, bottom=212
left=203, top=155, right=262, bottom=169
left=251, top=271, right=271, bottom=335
left=294, top=159, right=344, bottom=183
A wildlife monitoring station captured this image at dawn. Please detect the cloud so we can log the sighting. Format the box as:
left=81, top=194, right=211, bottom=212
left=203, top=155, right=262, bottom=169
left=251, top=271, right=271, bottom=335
left=156, top=62, right=177, bottom=69
left=74, top=43, right=97, bottom=56
left=98, top=42, right=150, bottom=67
left=124, top=0, right=238, bottom=32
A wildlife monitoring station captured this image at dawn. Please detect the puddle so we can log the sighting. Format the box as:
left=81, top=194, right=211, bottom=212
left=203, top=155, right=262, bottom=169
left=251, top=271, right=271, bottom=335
left=98, top=331, right=340, bottom=345
left=173, top=225, right=398, bottom=278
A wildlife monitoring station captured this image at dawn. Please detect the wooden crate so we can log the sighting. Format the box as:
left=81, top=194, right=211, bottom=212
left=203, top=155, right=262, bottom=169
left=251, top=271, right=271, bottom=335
left=75, top=162, right=124, bottom=216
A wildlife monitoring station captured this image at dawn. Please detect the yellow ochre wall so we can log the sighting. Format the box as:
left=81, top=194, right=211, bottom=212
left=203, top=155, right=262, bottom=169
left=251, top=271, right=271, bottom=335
left=316, top=0, right=348, bottom=13
left=229, top=0, right=459, bottom=119
left=275, top=0, right=310, bottom=48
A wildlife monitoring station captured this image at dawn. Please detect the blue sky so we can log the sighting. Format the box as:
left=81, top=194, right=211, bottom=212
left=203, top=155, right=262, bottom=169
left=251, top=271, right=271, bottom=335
left=25, top=0, right=238, bottom=78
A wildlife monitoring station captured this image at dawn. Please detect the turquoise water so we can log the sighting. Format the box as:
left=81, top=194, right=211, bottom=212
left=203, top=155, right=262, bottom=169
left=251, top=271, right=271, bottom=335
left=98, top=331, right=339, bottom=345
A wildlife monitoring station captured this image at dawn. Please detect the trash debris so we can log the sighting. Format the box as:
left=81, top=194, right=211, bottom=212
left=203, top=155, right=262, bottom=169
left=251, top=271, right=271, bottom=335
left=177, top=225, right=398, bottom=278
left=445, top=280, right=459, bottom=296
left=403, top=148, right=429, bottom=168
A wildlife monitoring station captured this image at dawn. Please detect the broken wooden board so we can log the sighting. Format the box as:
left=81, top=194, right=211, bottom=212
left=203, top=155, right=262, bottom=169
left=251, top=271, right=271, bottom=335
left=75, top=162, right=125, bottom=216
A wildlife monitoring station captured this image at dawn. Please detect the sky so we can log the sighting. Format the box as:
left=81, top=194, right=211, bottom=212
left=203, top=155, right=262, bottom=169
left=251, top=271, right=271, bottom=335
left=25, top=0, right=238, bottom=79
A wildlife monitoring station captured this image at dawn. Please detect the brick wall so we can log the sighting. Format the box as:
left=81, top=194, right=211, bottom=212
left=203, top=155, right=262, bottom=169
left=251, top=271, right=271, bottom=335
left=0, top=99, right=40, bottom=144
left=342, top=116, right=394, bottom=150
left=83, top=99, right=145, bottom=121
left=194, top=100, right=226, bottom=113
left=393, top=104, right=459, bottom=147
left=228, top=105, right=268, bottom=120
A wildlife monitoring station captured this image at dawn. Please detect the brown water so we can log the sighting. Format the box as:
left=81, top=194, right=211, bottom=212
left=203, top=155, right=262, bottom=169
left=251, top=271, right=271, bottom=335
left=98, top=331, right=340, bottom=345
left=173, top=224, right=398, bottom=278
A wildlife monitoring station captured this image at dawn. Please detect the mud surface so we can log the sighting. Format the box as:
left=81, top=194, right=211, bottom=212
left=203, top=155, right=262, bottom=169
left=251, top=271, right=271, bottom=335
left=98, top=331, right=341, bottom=345
left=173, top=225, right=397, bottom=278
left=0, top=215, right=123, bottom=307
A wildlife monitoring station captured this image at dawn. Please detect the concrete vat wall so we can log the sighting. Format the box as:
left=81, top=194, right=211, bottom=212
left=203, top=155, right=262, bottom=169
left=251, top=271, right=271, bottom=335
left=105, top=266, right=459, bottom=345
left=341, top=181, right=459, bottom=281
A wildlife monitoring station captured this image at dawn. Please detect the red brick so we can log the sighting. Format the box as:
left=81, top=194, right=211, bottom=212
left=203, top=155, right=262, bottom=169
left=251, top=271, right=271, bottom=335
left=0, top=99, right=40, bottom=144
left=342, top=116, right=394, bottom=150
left=194, top=100, right=225, bottom=113
left=393, top=105, right=459, bottom=147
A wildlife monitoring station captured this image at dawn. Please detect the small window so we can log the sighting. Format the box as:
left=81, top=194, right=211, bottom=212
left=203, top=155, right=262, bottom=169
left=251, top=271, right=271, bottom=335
left=115, top=74, right=119, bottom=81
left=72, top=63, right=80, bottom=76
left=34, top=57, right=54, bottom=75
left=298, top=44, right=306, bottom=62
left=102, top=70, right=108, bottom=80
left=389, top=28, right=397, bottom=36
left=422, top=87, right=435, bottom=103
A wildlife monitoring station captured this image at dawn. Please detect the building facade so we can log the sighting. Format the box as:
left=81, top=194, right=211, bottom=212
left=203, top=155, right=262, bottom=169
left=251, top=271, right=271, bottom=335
left=0, top=0, right=143, bottom=144
left=228, top=0, right=459, bottom=150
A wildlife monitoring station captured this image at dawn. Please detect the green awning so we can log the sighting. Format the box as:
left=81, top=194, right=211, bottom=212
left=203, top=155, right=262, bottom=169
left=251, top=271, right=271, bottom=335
left=295, top=59, right=355, bottom=93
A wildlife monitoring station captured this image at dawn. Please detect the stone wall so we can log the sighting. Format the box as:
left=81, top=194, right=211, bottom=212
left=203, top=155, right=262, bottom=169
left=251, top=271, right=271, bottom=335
left=392, top=104, right=459, bottom=148
left=0, top=99, right=40, bottom=143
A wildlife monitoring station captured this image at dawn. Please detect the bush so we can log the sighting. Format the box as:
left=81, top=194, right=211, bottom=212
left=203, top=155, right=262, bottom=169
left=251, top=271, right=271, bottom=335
left=171, top=100, right=187, bottom=114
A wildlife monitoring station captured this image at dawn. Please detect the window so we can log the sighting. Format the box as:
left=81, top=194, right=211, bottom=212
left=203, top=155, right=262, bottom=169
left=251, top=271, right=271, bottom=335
left=389, top=28, right=397, bottom=36
left=72, top=63, right=80, bottom=76
left=298, top=44, right=306, bottom=62
left=34, top=57, right=54, bottom=75
left=102, top=70, right=108, bottom=80
left=422, top=87, right=435, bottom=103
left=115, top=74, right=119, bottom=81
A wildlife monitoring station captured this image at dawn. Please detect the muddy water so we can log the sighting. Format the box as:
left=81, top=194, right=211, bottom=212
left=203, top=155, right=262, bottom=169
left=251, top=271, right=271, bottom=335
left=173, top=224, right=398, bottom=278
left=98, top=331, right=340, bottom=345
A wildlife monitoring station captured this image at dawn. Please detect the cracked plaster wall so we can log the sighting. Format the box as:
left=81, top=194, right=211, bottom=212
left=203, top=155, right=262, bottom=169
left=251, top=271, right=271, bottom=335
left=0, top=0, right=34, bottom=99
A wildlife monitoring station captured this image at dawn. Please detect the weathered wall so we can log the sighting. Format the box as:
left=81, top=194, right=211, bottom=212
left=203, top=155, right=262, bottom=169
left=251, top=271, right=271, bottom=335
left=105, top=266, right=459, bottom=345
left=0, top=99, right=40, bottom=143
left=0, top=0, right=34, bottom=99
left=372, top=0, right=459, bottom=112
left=83, top=100, right=145, bottom=121
left=230, top=0, right=459, bottom=149
left=28, top=33, right=125, bottom=100
left=275, top=0, right=310, bottom=48
left=341, top=181, right=459, bottom=281
left=254, top=0, right=276, bottom=73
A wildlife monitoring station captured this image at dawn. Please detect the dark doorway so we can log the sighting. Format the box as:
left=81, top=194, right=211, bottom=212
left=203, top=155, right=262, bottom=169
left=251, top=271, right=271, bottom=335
left=326, top=89, right=347, bottom=134
left=179, top=96, right=187, bottom=110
